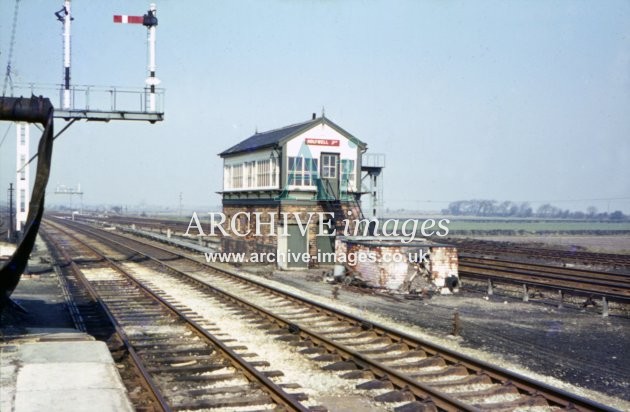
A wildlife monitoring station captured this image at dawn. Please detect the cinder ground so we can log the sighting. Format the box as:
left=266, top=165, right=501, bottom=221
left=0, top=237, right=75, bottom=335
left=461, top=234, right=630, bottom=254
left=250, top=265, right=630, bottom=405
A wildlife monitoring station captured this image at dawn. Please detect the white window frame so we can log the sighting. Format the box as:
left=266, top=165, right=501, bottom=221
left=341, top=159, right=356, bottom=191
left=288, top=156, right=318, bottom=187
left=244, top=161, right=256, bottom=188
left=255, top=158, right=278, bottom=189
left=224, top=158, right=279, bottom=192
left=231, top=164, right=243, bottom=189
left=321, top=154, right=338, bottom=179
left=224, top=164, right=232, bottom=190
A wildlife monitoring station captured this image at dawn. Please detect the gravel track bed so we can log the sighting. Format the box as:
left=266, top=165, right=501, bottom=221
left=123, top=262, right=393, bottom=411
left=96, top=228, right=630, bottom=410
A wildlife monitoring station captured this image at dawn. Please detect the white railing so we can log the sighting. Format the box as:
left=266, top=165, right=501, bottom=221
left=11, top=83, right=165, bottom=113
left=363, top=152, right=386, bottom=168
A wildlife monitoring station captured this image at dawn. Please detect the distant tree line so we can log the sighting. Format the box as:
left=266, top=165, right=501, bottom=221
left=442, top=200, right=627, bottom=220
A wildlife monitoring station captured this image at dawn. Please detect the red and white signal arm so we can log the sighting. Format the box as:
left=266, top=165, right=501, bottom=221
left=113, top=15, right=144, bottom=24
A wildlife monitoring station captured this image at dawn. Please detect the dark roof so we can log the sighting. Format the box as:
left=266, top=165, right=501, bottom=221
left=219, top=116, right=366, bottom=157
left=220, top=118, right=319, bottom=156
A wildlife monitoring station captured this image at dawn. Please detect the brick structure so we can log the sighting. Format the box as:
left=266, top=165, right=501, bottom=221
left=335, top=237, right=460, bottom=294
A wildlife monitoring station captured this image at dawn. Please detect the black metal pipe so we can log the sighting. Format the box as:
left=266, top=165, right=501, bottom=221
left=0, top=96, right=53, bottom=125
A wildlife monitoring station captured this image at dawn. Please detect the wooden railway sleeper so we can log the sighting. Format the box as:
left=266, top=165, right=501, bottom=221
left=49, top=218, right=619, bottom=412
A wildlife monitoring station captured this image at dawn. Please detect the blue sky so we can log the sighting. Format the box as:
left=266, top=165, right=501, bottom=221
left=1, top=0, right=629, bottom=213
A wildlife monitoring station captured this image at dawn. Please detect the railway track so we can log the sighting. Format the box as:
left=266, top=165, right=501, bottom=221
left=42, top=217, right=616, bottom=412
left=71, top=217, right=630, bottom=302
left=41, top=221, right=313, bottom=412
left=82, top=213, right=630, bottom=308
left=449, top=238, right=630, bottom=269
left=458, top=256, right=630, bottom=306
left=74, top=214, right=188, bottom=233
left=68, top=214, right=630, bottom=269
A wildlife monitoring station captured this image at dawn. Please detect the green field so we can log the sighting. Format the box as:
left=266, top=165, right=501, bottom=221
left=382, top=217, right=630, bottom=234
left=443, top=219, right=630, bottom=232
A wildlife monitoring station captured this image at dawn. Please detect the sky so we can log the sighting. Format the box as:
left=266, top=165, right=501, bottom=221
left=0, top=0, right=629, bottom=214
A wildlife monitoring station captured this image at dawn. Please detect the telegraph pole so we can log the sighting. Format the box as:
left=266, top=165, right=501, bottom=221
left=7, top=183, right=15, bottom=242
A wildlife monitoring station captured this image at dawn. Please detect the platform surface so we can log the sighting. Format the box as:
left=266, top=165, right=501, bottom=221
left=1, top=237, right=133, bottom=411
left=1, top=334, right=133, bottom=412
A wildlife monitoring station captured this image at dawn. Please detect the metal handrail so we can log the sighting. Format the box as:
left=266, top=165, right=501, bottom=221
left=11, top=83, right=164, bottom=113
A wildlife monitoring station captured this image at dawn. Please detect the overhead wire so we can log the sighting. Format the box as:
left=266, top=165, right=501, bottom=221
left=1, top=0, right=21, bottom=212
left=0, top=123, right=12, bottom=148
left=2, top=0, right=21, bottom=97
left=2, top=0, right=20, bottom=97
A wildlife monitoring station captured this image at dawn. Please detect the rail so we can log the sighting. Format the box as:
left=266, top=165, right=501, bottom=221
left=42, top=219, right=310, bottom=412
left=40, top=227, right=170, bottom=412
left=458, top=258, right=630, bottom=305
left=48, top=217, right=617, bottom=412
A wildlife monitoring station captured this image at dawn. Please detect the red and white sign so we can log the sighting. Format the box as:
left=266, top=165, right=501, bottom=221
left=305, top=138, right=340, bottom=146
left=113, top=15, right=144, bottom=24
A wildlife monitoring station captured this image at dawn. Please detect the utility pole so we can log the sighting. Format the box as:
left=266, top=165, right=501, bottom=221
left=55, top=1, right=73, bottom=109
left=7, top=183, right=15, bottom=242
left=16, top=122, right=30, bottom=232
